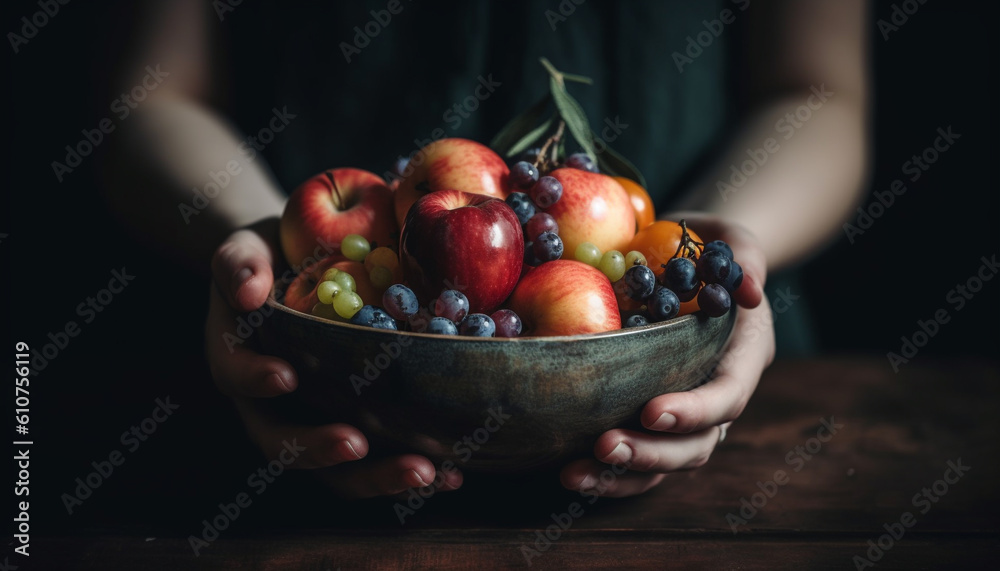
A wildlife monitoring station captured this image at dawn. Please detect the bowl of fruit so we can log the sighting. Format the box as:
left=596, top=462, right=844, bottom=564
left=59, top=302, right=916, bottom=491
left=261, top=63, right=744, bottom=471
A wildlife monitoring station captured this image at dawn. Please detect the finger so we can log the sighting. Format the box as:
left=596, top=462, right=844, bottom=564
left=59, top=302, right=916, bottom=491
left=593, top=427, right=722, bottom=473
left=211, top=228, right=276, bottom=312
left=560, top=459, right=666, bottom=498
left=641, top=299, right=775, bottom=434
left=317, top=455, right=459, bottom=499
left=205, top=285, right=297, bottom=397
left=235, top=399, right=368, bottom=470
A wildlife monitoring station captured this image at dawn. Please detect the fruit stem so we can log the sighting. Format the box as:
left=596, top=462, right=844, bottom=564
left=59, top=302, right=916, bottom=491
left=324, top=170, right=345, bottom=209
left=671, top=219, right=704, bottom=260
left=534, top=120, right=566, bottom=172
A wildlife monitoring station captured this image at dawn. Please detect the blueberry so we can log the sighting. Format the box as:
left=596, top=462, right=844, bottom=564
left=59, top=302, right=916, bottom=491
left=459, top=313, right=496, bottom=337
left=427, top=317, right=459, bottom=335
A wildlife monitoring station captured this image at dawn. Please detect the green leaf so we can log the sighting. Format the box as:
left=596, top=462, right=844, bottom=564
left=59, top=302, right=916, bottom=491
left=594, top=134, right=647, bottom=188
left=489, top=94, right=551, bottom=156
left=549, top=77, right=597, bottom=163
left=506, top=114, right=556, bottom=158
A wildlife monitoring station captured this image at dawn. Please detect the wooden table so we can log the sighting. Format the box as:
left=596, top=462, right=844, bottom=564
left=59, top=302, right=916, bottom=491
left=39, top=358, right=1000, bottom=569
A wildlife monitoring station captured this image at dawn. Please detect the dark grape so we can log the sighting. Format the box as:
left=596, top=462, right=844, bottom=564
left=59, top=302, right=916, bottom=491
left=515, top=147, right=542, bottom=164
left=565, top=153, right=598, bottom=173
left=525, top=212, right=558, bottom=240
left=392, top=157, right=410, bottom=178
left=703, top=240, right=734, bottom=260
left=433, top=290, right=470, bottom=323
left=427, top=317, right=459, bottom=335
left=625, top=314, right=649, bottom=328
left=623, top=265, right=656, bottom=300
left=530, top=176, right=563, bottom=208
left=533, top=231, right=564, bottom=262
left=698, top=283, right=731, bottom=317
left=505, top=192, right=536, bottom=225
left=510, top=161, right=540, bottom=189
left=491, top=309, right=523, bottom=338
left=696, top=251, right=731, bottom=284
left=382, top=284, right=419, bottom=321
left=370, top=308, right=398, bottom=330
left=349, top=305, right=378, bottom=327
left=460, top=313, right=496, bottom=337
left=720, top=260, right=744, bottom=294
left=407, top=307, right=433, bottom=333
left=648, top=287, right=680, bottom=321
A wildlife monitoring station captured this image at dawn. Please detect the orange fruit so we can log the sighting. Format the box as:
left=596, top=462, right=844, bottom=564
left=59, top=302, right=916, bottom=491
left=627, top=220, right=704, bottom=316
left=614, top=177, right=656, bottom=232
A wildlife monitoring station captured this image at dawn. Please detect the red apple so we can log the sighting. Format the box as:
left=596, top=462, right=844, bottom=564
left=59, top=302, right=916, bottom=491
left=545, top=168, right=635, bottom=258
left=507, top=260, right=621, bottom=336
left=280, top=168, right=397, bottom=268
left=282, top=255, right=380, bottom=314
left=400, top=190, right=523, bottom=314
left=394, top=138, right=511, bottom=227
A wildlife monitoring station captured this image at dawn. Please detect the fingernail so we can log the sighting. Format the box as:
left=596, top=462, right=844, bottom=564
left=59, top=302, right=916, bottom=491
left=337, top=439, right=361, bottom=460
left=267, top=373, right=295, bottom=393
left=406, top=469, right=429, bottom=488
left=577, top=474, right=597, bottom=491
left=234, top=267, right=253, bottom=289
left=649, top=412, right=677, bottom=431
left=603, top=442, right=632, bottom=465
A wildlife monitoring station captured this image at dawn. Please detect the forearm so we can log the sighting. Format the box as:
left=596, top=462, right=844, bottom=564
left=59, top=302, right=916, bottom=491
left=102, top=98, right=286, bottom=271
left=674, top=92, right=868, bottom=270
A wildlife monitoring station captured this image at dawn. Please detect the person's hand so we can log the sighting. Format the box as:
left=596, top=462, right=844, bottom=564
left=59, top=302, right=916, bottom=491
left=560, top=214, right=775, bottom=497
left=205, top=217, right=462, bottom=498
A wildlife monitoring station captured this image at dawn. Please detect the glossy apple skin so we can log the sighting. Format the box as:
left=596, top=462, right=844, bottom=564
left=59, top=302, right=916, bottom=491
left=282, top=255, right=380, bottom=314
left=281, top=168, right=398, bottom=268
left=508, top=260, right=621, bottom=337
left=545, top=168, right=635, bottom=259
left=394, top=138, right=511, bottom=228
left=400, top=190, right=523, bottom=314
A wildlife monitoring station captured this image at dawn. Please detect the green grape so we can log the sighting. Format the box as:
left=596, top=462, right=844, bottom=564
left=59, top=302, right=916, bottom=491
left=575, top=242, right=602, bottom=267
left=598, top=250, right=626, bottom=282
left=333, top=270, right=356, bottom=292
left=342, top=234, right=371, bottom=262
left=322, top=268, right=340, bottom=282
left=311, top=302, right=342, bottom=321
left=333, top=291, right=363, bottom=318
left=316, top=280, right=342, bottom=305
left=625, top=250, right=647, bottom=267
left=369, top=266, right=394, bottom=290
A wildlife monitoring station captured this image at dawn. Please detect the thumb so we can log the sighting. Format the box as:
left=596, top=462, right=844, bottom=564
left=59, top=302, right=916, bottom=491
left=211, top=225, right=278, bottom=312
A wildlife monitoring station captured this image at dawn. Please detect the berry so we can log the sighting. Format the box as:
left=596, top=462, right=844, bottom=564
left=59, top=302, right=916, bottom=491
left=427, top=317, right=459, bottom=335
left=648, top=287, right=680, bottom=321
left=625, top=314, right=649, bottom=328
left=382, top=284, right=419, bottom=321
left=663, top=257, right=699, bottom=294
left=575, top=242, right=602, bottom=267
left=505, top=192, right=536, bottom=225
left=515, top=147, right=543, bottom=164
left=460, top=313, right=496, bottom=337
left=433, top=290, right=470, bottom=323
left=316, top=280, right=342, bottom=305
left=349, top=305, right=377, bottom=326
left=598, top=250, right=627, bottom=282
left=533, top=231, right=564, bottom=262
left=525, top=212, right=558, bottom=240
left=407, top=307, right=433, bottom=333
left=625, top=250, right=647, bottom=267
left=720, top=261, right=744, bottom=294
left=392, top=157, right=410, bottom=178
left=333, top=291, right=363, bottom=319
left=703, top=240, right=734, bottom=260
left=369, top=266, right=394, bottom=290
left=510, top=161, right=540, bottom=189
left=530, top=176, right=563, bottom=208
left=311, top=302, right=340, bottom=321
left=322, top=268, right=340, bottom=282
left=365, top=246, right=399, bottom=273
left=698, top=283, right=731, bottom=317
left=341, top=234, right=371, bottom=262
left=623, top=265, right=656, bottom=300
left=370, top=308, right=398, bottom=330
left=696, top=251, right=731, bottom=284
left=333, top=271, right=356, bottom=292
left=565, top=152, right=598, bottom=173
left=490, top=309, right=522, bottom=338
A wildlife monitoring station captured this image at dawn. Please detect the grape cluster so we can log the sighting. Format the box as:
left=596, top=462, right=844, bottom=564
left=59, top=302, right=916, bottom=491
left=506, top=166, right=565, bottom=267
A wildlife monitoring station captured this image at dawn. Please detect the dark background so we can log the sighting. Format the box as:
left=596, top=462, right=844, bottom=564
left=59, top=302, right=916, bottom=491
left=5, top=0, right=998, bottom=558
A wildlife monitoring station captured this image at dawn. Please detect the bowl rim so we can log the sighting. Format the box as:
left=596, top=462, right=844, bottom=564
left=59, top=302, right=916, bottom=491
left=266, top=293, right=730, bottom=343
